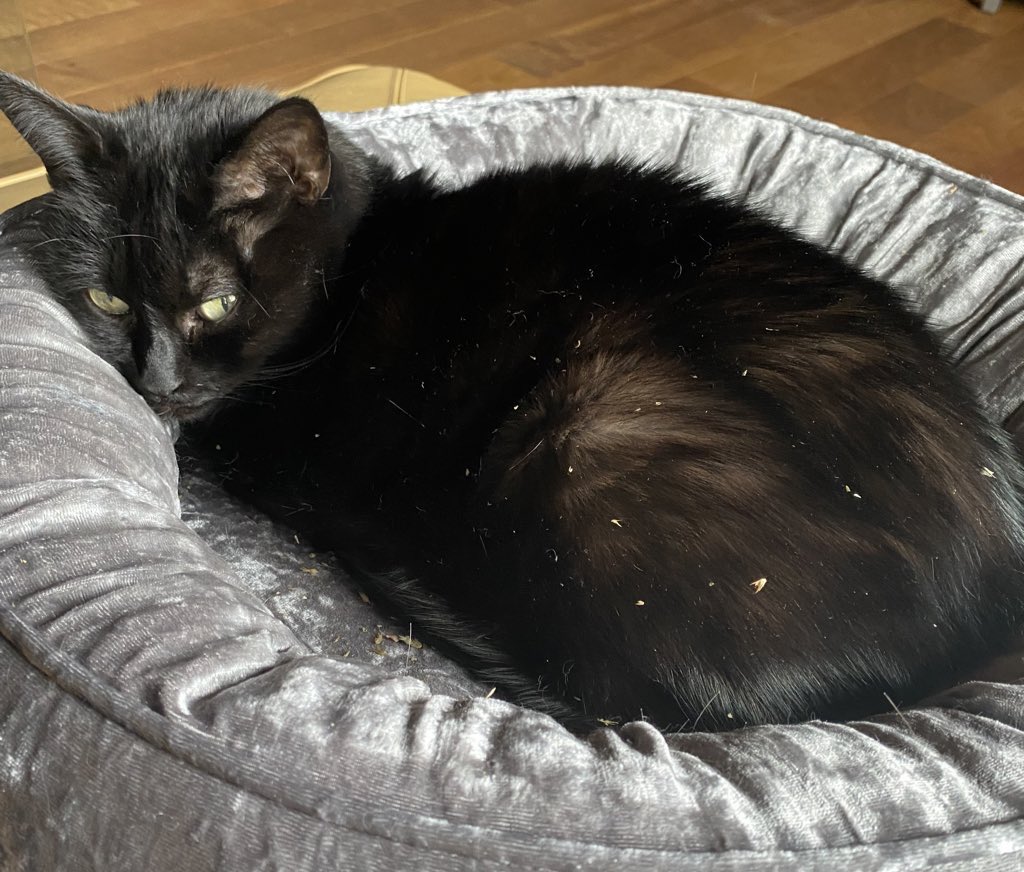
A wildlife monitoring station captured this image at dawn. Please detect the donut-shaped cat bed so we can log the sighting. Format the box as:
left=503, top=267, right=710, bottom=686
left=1, top=87, right=1023, bottom=870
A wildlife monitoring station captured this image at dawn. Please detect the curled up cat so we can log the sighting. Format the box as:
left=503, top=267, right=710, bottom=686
left=1, top=70, right=1022, bottom=732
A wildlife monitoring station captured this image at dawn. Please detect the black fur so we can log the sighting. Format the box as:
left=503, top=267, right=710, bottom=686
left=3, top=71, right=1023, bottom=731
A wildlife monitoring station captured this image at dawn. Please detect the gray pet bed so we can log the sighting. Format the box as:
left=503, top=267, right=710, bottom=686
left=1, top=87, right=1023, bottom=871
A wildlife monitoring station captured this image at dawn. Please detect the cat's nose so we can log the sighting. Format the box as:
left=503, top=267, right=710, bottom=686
left=139, top=368, right=184, bottom=402
left=138, top=323, right=184, bottom=400
left=137, top=357, right=184, bottom=400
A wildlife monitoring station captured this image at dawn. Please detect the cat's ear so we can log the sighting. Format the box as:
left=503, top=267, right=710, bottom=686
left=0, top=71, right=104, bottom=187
left=213, top=97, right=331, bottom=211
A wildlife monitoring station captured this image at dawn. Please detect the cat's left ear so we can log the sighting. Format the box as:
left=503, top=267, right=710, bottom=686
left=0, top=71, right=105, bottom=188
left=213, top=97, right=331, bottom=211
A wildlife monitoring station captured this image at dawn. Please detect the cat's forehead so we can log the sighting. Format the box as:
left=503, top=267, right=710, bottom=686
left=112, top=86, right=278, bottom=156
left=96, top=86, right=279, bottom=210
left=186, top=247, right=239, bottom=291
left=105, top=236, right=241, bottom=313
left=97, top=186, right=241, bottom=306
left=92, top=89, right=280, bottom=273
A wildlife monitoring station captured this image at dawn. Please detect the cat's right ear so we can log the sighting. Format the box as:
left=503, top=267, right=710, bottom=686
left=211, top=97, right=333, bottom=258
left=213, top=97, right=331, bottom=212
left=0, top=71, right=104, bottom=188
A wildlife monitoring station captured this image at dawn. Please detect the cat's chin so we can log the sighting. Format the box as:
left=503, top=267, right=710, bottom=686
left=150, top=397, right=221, bottom=423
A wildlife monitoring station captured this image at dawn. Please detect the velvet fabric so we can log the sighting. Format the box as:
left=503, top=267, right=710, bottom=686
left=1, top=87, right=1023, bottom=870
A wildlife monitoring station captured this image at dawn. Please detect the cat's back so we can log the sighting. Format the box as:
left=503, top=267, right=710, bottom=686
left=229, top=158, right=1024, bottom=729
left=379, top=161, right=1024, bottom=725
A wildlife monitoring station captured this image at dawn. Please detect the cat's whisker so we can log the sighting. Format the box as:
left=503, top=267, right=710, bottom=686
left=29, top=237, right=78, bottom=250
left=221, top=391, right=273, bottom=408
left=269, top=159, right=296, bottom=187
left=508, top=439, right=544, bottom=471
left=245, top=290, right=271, bottom=318
left=882, top=692, right=913, bottom=732
left=102, top=233, right=165, bottom=254
left=250, top=300, right=360, bottom=382
left=691, top=691, right=721, bottom=731
left=252, top=346, right=337, bottom=380
left=334, top=297, right=362, bottom=345
left=386, top=397, right=426, bottom=429
left=246, top=370, right=302, bottom=384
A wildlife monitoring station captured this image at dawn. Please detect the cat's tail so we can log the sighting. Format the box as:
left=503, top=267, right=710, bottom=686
left=345, top=560, right=592, bottom=728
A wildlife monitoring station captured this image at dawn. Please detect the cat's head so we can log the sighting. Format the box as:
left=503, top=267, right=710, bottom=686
left=0, top=72, right=373, bottom=420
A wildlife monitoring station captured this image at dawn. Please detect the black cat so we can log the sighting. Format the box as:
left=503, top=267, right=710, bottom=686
left=2, top=71, right=1022, bottom=731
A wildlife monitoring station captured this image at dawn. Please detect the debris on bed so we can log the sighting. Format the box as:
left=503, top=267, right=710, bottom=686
left=370, top=626, right=423, bottom=655
left=389, top=632, right=423, bottom=650
left=370, top=632, right=387, bottom=656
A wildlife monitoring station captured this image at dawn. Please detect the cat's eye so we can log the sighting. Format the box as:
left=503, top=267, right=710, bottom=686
left=86, top=288, right=130, bottom=315
left=197, top=293, right=239, bottom=323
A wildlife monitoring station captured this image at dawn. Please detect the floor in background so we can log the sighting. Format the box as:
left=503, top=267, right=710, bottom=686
left=1, top=0, right=1022, bottom=192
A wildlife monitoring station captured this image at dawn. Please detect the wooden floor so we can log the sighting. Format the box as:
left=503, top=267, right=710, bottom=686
left=1, top=0, right=1023, bottom=192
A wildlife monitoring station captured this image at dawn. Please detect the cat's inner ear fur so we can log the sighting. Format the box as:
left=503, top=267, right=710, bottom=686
left=0, top=71, right=104, bottom=187
left=213, top=97, right=331, bottom=212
